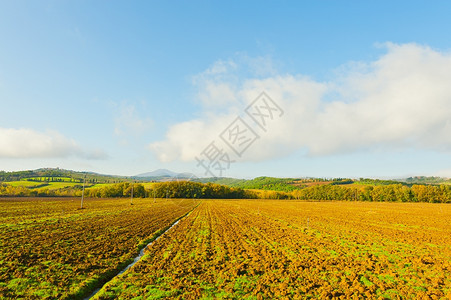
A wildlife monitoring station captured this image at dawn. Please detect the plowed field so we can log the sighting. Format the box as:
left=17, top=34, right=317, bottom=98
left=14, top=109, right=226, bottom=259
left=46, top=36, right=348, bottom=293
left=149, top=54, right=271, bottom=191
left=95, top=200, right=451, bottom=299
left=0, top=197, right=194, bottom=299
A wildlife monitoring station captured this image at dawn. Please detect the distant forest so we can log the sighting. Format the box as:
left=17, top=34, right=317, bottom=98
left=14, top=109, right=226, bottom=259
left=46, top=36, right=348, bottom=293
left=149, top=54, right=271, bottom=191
left=1, top=169, right=450, bottom=203
left=0, top=180, right=450, bottom=203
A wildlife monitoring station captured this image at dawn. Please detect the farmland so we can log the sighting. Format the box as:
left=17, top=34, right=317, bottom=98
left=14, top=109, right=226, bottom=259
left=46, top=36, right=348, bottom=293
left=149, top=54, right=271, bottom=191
left=0, top=197, right=196, bottom=299
left=1, top=198, right=450, bottom=299
left=7, top=180, right=83, bottom=190
left=95, top=200, right=450, bottom=299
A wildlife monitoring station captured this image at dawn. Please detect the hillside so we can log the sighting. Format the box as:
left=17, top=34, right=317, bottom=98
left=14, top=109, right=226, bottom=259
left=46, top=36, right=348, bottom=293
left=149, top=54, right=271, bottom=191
left=0, top=168, right=129, bottom=184
left=198, top=177, right=359, bottom=192
left=400, top=176, right=451, bottom=185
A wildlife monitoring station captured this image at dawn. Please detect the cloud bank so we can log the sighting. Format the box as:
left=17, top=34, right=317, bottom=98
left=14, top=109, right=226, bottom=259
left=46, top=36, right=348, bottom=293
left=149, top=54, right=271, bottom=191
left=0, top=128, right=107, bottom=159
left=151, top=43, right=451, bottom=162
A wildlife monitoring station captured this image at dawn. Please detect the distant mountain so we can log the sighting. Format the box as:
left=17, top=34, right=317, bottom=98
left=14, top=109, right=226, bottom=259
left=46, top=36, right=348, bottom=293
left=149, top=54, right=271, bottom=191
left=135, top=169, right=178, bottom=178
left=134, top=169, right=195, bottom=179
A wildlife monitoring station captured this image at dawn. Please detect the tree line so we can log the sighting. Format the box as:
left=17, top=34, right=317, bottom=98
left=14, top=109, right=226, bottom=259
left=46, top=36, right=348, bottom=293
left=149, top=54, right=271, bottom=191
left=0, top=181, right=450, bottom=203
left=203, top=176, right=300, bottom=192
left=0, top=181, right=254, bottom=199
left=81, top=181, right=252, bottom=199
left=291, top=184, right=451, bottom=203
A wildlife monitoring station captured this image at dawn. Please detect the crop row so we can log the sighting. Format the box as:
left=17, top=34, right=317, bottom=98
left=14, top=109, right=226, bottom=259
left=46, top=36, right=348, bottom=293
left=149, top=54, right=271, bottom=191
left=95, top=200, right=451, bottom=299
left=0, top=197, right=195, bottom=299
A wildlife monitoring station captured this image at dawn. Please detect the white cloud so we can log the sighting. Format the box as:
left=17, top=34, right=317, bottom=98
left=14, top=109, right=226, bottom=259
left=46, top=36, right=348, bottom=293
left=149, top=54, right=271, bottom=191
left=192, top=55, right=278, bottom=109
left=151, top=43, right=451, bottom=163
left=0, top=128, right=107, bottom=159
left=201, top=59, right=237, bottom=76
left=113, top=102, right=153, bottom=137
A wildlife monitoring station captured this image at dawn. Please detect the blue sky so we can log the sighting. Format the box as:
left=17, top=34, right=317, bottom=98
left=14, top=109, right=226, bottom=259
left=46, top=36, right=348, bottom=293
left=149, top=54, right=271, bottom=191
left=1, top=1, right=451, bottom=179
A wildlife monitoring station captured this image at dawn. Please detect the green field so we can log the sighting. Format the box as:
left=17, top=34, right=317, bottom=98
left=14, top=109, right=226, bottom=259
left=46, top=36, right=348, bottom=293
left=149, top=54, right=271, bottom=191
left=6, top=181, right=46, bottom=188
left=26, top=177, right=77, bottom=182
left=6, top=179, right=122, bottom=191
left=7, top=180, right=84, bottom=190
